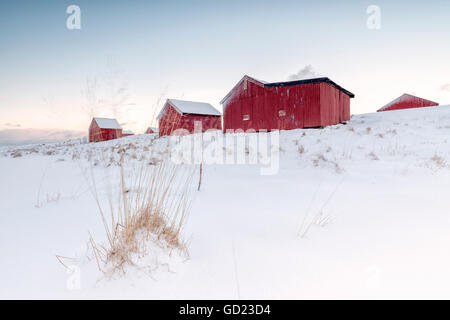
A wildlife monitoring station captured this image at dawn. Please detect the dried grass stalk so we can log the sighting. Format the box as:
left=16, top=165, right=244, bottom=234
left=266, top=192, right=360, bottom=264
left=89, top=157, right=195, bottom=276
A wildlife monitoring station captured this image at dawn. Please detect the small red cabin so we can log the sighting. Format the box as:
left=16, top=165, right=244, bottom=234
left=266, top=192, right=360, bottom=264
left=157, top=99, right=222, bottom=136
left=89, top=117, right=122, bottom=143
left=377, top=94, right=439, bottom=112
left=145, top=127, right=159, bottom=135
left=221, top=75, right=355, bottom=132
left=122, top=130, right=134, bottom=137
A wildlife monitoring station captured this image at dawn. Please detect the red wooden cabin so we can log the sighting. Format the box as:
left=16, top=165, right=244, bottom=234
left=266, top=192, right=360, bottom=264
left=377, top=94, right=438, bottom=112
left=157, top=99, right=222, bottom=136
left=89, top=117, right=122, bottom=143
left=145, top=127, right=159, bottom=135
left=221, top=75, right=355, bottom=131
left=122, top=130, right=134, bottom=137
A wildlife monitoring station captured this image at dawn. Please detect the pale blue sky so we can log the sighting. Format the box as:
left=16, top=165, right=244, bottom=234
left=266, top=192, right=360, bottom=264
left=1, top=0, right=450, bottom=135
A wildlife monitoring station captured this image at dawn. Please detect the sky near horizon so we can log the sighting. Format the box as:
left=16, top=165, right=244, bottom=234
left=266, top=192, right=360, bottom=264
left=1, top=0, right=450, bottom=142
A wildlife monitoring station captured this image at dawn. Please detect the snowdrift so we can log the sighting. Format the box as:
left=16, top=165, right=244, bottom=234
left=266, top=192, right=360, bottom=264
left=1, top=106, right=450, bottom=299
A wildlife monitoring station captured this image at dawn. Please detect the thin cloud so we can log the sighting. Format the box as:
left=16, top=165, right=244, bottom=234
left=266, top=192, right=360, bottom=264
left=0, top=128, right=85, bottom=146
left=288, top=65, right=322, bottom=81
left=4, top=123, right=21, bottom=128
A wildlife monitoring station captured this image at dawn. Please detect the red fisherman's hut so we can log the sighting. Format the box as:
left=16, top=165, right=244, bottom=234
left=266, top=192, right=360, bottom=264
left=157, top=99, right=222, bottom=136
left=145, top=127, right=159, bottom=135
left=221, top=75, right=355, bottom=132
left=377, top=94, right=438, bottom=112
left=121, top=130, right=134, bottom=137
left=88, top=117, right=122, bottom=143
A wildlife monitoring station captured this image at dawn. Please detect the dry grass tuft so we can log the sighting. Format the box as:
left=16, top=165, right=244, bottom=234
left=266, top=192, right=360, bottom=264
left=88, top=158, right=195, bottom=276
left=368, top=152, right=379, bottom=160
left=386, top=129, right=398, bottom=135
left=312, top=154, right=327, bottom=167
left=431, top=154, right=447, bottom=169
left=312, top=153, right=343, bottom=174
left=298, top=178, right=344, bottom=238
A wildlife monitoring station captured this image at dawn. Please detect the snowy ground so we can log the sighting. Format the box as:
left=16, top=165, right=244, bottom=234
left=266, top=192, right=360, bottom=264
left=1, top=106, right=450, bottom=299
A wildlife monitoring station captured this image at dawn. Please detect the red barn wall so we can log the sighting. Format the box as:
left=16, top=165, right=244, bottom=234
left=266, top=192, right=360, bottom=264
left=297, top=83, right=321, bottom=128
left=320, top=82, right=350, bottom=126
left=264, top=83, right=320, bottom=130
left=159, top=104, right=222, bottom=136
left=379, top=95, right=438, bottom=112
left=223, top=79, right=265, bottom=132
left=222, top=80, right=350, bottom=132
left=340, top=91, right=351, bottom=122
left=89, top=121, right=122, bottom=142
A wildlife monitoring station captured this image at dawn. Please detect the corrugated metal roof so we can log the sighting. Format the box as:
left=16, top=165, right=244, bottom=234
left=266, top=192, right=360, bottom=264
left=264, top=77, right=355, bottom=98
left=221, top=75, right=355, bottom=104
left=93, top=118, right=122, bottom=129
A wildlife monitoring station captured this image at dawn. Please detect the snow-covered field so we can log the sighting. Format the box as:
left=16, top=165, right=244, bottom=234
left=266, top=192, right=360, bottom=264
left=1, top=106, right=450, bottom=299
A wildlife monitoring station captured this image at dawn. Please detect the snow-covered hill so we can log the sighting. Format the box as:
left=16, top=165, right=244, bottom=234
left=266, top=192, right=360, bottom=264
left=1, top=106, right=450, bottom=299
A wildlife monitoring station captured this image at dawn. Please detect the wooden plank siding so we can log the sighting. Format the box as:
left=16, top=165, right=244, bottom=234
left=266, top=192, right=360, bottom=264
left=222, top=76, right=353, bottom=132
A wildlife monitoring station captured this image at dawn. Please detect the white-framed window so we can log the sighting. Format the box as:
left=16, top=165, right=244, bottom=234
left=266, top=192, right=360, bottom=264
left=243, top=114, right=250, bottom=121
left=243, top=79, right=248, bottom=90
left=278, top=110, right=286, bottom=117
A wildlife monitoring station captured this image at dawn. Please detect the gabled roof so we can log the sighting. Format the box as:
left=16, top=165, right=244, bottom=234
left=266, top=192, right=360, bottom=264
left=93, top=117, right=122, bottom=129
left=378, top=93, right=439, bottom=112
left=157, top=99, right=222, bottom=120
left=221, top=75, right=355, bottom=104
left=220, top=75, right=267, bottom=104
left=146, top=127, right=159, bottom=133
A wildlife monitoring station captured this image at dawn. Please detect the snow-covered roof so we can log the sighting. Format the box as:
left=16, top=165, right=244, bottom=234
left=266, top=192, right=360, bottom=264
left=157, top=99, right=222, bottom=120
left=122, top=130, right=134, bottom=135
left=93, top=118, right=122, bottom=129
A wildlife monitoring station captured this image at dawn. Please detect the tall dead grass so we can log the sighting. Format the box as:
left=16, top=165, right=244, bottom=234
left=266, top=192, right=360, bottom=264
left=88, top=157, right=195, bottom=276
